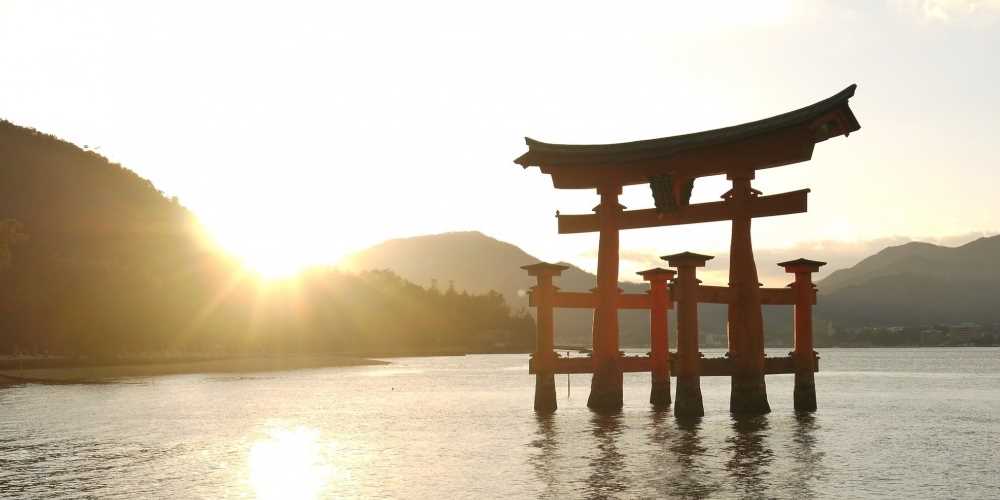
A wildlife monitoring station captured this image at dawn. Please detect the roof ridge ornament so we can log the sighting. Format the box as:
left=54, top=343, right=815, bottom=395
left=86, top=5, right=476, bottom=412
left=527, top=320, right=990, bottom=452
left=650, top=174, right=695, bottom=213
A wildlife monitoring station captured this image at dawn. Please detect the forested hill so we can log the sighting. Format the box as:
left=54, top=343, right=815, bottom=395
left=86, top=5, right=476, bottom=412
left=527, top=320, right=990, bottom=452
left=0, top=120, right=206, bottom=256
left=0, top=120, right=532, bottom=356
left=816, top=236, right=1000, bottom=326
left=341, top=231, right=703, bottom=347
left=340, top=231, right=647, bottom=306
left=343, top=231, right=1000, bottom=344
left=0, top=119, right=214, bottom=354
left=342, top=233, right=816, bottom=347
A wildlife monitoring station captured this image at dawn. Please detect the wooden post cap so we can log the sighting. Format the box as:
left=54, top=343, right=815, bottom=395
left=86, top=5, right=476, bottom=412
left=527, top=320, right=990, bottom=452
left=661, top=252, right=714, bottom=268
left=520, top=262, right=570, bottom=277
left=636, top=267, right=677, bottom=281
left=777, top=258, right=827, bottom=274
left=591, top=202, right=628, bottom=213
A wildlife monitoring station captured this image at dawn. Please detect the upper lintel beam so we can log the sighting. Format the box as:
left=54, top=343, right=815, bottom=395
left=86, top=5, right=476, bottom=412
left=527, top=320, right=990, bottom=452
left=557, top=189, right=809, bottom=234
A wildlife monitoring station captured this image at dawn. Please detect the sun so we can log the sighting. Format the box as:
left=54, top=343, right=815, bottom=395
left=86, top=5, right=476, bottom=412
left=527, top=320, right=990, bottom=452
left=198, top=208, right=353, bottom=280
left=211, top=224, right=316, bottom=279
left=188, top=169, right=387, bottom=279
left=241, top=249, right=310, bottom=279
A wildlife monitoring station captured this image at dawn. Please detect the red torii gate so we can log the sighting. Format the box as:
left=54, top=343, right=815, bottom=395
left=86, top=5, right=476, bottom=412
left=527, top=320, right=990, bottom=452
left=516, top=85, right=860, bottom=415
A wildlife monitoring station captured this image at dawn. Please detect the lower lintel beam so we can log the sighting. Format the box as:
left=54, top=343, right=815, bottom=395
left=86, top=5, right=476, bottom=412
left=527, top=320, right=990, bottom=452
left=529, top=354, right=819, bottom=376
left=529, top=291, right=656, bottom=309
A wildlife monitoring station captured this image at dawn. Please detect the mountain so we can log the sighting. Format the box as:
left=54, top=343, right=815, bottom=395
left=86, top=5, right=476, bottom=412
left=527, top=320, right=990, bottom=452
left=341, top=231, right=641, bottom=346
left=343, top=230, right=1000, bottom=344
left=815, top=236, right=1000, bottom=327
left=0, top=121, right=206, bottom=249
left=819, top=237, right=1000, bottom=294
left=340, top=231, right=745, bottom=347
left=0, top=120, right=532, bottom=356
left=0, top=119, right=237, bottom=354
left=340, top=231, right=570, bottom=306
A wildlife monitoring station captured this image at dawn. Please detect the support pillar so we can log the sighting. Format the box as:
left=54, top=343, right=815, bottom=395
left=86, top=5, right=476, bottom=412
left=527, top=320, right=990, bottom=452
left=663, top=252, right=713, bottom=418
left=588, top=184, right=624, bottom=411
left=779, top=258, right=825, bottom=412
left=638, top=268, right=676, bottom=407
left=725, top=172, right=771, bottom=415
left=522, top=262, right=569, bottom=413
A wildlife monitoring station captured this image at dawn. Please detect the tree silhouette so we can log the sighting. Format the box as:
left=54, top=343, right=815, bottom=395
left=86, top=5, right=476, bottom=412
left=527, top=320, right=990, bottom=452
left=0, top=219, right=26, bottom=269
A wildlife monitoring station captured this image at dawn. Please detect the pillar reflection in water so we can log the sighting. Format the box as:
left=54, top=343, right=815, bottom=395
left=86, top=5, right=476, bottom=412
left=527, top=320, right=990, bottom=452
left=528, top=413, right=561, bottom=498
left=786, top=412, right=823, bottom=498
left=660, top=417, right=720, bottom=498
left=725, top=415, right=774, bottom=498
left=585, top=412, right=626, bottom=500
left=644, top=410, right=674, bottom=496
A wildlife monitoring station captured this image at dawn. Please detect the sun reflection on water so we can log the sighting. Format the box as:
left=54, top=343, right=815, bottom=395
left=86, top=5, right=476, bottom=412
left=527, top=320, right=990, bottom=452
left=248, top=427, right=338, bottom=499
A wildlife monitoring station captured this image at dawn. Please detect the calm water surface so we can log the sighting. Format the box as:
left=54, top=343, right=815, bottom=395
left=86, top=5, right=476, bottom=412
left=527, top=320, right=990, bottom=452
left=1, top=348, right=999, bottom=499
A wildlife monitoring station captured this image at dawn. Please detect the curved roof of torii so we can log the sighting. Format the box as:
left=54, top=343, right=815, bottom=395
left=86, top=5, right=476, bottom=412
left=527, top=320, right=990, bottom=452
left=515, top=84, right=861, bottom=189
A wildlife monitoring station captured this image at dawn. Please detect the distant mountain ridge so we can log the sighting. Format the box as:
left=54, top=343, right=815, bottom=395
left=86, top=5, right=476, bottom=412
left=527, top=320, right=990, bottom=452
left=341, top=231, right=751, bottom=346
left=819, top=237, right=1000, bottom=293
left=340, top=231, right=655, bottom=346
left=816, top=236, right=1000, bottom=326
left=344, top=231, right=1000, bottom=341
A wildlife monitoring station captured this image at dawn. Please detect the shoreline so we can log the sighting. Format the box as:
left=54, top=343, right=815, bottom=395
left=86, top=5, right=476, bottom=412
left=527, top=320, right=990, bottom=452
left=621, top=344, right=1000, bottom=349
left=0, top=354, right=389, bottom=386
left=5, top=346, right=994, bottom=387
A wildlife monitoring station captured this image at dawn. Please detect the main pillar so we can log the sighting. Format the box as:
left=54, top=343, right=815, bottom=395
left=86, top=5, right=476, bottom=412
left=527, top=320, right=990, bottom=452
left=638, top=268, right=676, bottom=407
left=779, top=258, right=825, bottom=412
left=725, top=172, right=771, bottom=415
left=522, top=262, right=569, bottom=413
left=588, top=184, right=624, bottom=411
left=663, top=252, right=712, bottom=418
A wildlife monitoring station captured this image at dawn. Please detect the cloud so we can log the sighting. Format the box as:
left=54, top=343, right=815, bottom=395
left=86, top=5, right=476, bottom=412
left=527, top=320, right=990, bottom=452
left=893, top=0, right=1000, bottom=22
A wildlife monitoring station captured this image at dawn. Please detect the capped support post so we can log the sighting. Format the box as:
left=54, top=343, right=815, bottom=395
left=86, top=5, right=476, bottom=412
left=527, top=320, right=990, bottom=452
left=779, top=258, right=826, bottom=412
left=725, top=171, right=771, bottom=415
left=638, top=268, right=676, bottom=407
left=663, top=252, right=713, bottom=418
left=588, top=184, right=625, bottom=411
left=522, top=262, right=569, bottom=413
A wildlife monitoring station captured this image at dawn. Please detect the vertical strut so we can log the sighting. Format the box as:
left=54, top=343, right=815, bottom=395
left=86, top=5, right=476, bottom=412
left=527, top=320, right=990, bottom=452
left=588, top=184, right=624, bottom=411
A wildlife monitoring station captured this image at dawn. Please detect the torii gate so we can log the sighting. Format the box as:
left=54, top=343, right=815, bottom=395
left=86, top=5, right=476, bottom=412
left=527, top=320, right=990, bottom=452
left=516, top=85, right=860, bottom=414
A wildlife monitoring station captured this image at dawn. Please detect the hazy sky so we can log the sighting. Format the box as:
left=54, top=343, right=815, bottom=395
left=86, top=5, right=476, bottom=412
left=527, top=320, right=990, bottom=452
left=1, top=0, right=998, bottom=284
